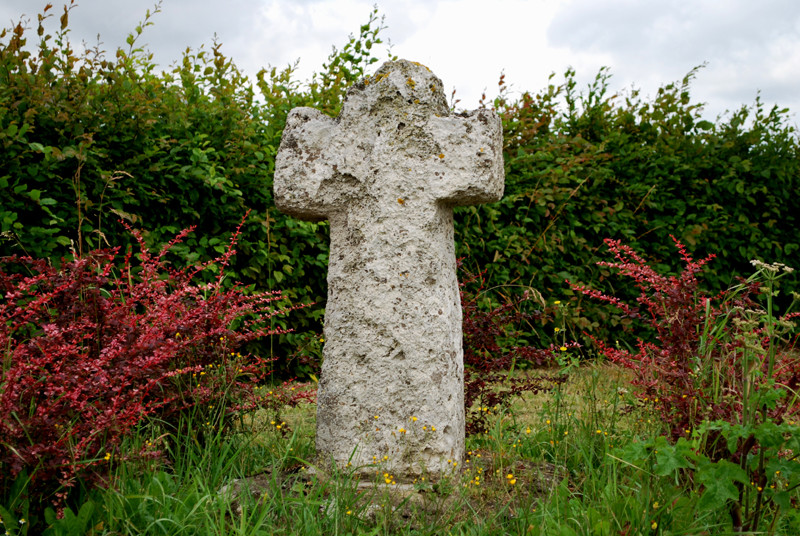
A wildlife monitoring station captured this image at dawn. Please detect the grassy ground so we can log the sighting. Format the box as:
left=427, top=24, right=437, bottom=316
left=7, top=363, right=800, bottom=535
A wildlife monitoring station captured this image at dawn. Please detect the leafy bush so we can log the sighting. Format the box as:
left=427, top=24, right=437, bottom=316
left=0, top=217, right=296, bottom=517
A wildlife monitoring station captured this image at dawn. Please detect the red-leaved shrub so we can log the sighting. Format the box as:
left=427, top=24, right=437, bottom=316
left=0, top=217, right=297, bottom=510
left=460, top=265, right=569, bottom=435
left=569, top=237, right=800, bottom=443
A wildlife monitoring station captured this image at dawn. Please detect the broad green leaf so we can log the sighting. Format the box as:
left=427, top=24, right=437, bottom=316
left=697, top=476, right=739, bottom=511
left=654, top=445, right=692, bottom=476
left=773, top=491, right=792, bottom=511
left=696, top=459, right=748, bottom=511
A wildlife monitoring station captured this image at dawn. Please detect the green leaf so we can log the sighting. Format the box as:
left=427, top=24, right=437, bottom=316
left=653, top=437, right=694, bottom=476
left=752, top=420, right=789, bottom=449
left=74, top=500, right=95, bottom=531
left=558, top=525, right=579, bottom=536
left=0, top=505, right=18, bottom=526
left=654, top=447, right=692, bottom=476
left=697, top=477, right=739, bottom=511
left=696, top=459, right=748, bottom=511
left=44, top=507, right=57, bottom=525
left=773, top=491, right=792, bottom=511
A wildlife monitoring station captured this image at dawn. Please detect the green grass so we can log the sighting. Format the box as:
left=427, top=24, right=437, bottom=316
left=5, top=364, right=800, bottom=536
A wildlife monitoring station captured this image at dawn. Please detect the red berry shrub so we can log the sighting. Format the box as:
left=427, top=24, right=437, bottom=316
left=460, top=265, right=568, bottom=435
left=569, top=237, right=800, bottom=444
left=0, top=219, right=296, bottom=510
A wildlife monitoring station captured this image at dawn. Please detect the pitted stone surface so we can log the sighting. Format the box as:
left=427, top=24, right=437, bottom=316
left=274, top=59, right=504, bottom=477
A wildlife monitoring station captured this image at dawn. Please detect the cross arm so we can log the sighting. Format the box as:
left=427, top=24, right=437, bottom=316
left=274, top=107, right=338, bottom=221
left=429, top=108, right=505, bottom=207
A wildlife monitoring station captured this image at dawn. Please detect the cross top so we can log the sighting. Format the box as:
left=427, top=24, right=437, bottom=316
left=274, top=59, right=504, bottom=478
left=275, top=60, right=503, bottom=220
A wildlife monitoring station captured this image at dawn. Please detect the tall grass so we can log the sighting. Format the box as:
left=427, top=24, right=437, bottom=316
left=5, top=359, right=797, bottom=535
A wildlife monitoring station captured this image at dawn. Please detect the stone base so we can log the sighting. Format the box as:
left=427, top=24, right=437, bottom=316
left=219, top=463, right=458, bottom=522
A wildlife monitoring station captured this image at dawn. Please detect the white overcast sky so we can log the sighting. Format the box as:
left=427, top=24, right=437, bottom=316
left=3, top=0, right=800, bottom=122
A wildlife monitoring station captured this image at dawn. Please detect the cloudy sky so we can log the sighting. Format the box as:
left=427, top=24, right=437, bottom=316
left=3, top=0, right=799, bottom=122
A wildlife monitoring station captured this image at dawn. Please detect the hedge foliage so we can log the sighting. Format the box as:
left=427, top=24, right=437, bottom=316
left=2, top=4, right=798, bottom=365
left=458, top=68, right=799, bottom=347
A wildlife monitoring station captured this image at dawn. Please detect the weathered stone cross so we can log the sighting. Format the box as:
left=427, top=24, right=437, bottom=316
left=274, top=59, right=504, bottom=478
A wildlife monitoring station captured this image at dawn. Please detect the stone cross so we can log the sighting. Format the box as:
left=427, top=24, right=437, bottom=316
left=274, top=59, right=504, bottom=479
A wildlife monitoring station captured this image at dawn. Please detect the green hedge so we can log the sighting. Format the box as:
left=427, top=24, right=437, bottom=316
left=456, top=67, right=799, bottom=348
left=2, top=5, right=797, bottom=367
